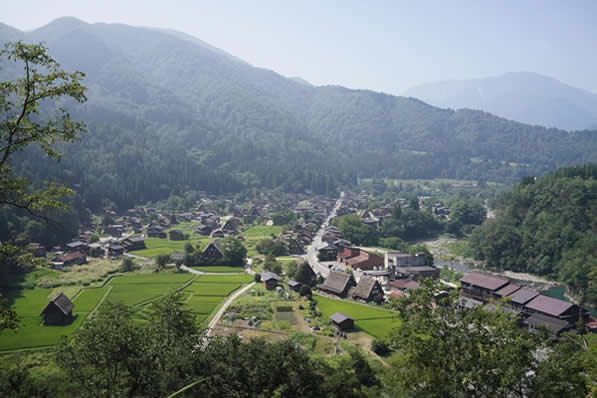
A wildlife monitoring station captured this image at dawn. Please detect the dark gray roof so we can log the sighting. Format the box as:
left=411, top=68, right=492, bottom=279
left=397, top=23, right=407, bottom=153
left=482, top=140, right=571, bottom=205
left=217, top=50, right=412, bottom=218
left=127, top=236, right=145, bottom=243
left=262, top=272, right=280, bottom=282
left=458, top=296, right=483, bottom=309
left=320, top=271, right=353, bottom=294
left=287, top=280, right=300, bottom=287
left=523, top=313, right=571, bottom=334
left=330, top=312, right=353, bottom=323
left=41, top=292, right=74, bottom=316
left=66, top=241, right=85, bottom=248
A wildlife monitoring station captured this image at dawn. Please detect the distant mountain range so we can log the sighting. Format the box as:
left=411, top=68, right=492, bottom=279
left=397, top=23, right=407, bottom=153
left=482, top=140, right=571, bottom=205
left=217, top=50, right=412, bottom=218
left=404, top=72, right=597, bottom=131
left=1, top=17, right=596, bottom=209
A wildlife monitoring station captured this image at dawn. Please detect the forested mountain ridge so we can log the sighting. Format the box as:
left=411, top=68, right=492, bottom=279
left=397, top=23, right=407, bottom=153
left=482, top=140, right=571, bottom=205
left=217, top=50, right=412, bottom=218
left=2, top=18, right=597, bottom=210
left=404, top=72, right=597, bottom=131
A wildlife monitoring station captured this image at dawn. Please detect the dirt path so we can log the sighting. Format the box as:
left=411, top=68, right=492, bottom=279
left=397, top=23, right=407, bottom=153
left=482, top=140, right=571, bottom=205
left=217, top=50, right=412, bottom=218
left=207, top=282, right=255, bottom=337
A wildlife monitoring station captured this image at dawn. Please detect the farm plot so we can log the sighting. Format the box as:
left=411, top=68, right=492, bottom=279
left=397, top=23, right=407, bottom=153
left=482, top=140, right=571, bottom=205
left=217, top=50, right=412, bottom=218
left=314, top=295, right=400, bottom=339
left=109, top=273, right=193, bottom=285
left=241, top=225, right=284, bottom=256
left=196, top=274, right=253, bottom=284
left=190, top=266, right=246, bottom=273
left=0, top=287, right=104, bottom=351
left=185, top=283, right=241, bottom=297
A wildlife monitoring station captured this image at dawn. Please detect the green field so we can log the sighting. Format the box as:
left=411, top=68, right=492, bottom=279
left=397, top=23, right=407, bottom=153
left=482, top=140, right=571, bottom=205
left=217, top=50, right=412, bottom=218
left=109, top=273, right=194, bottom=285
left=185, top=282, right=241, bottom=297
left=196, top=274, right=253, bottom=284
left=0, top=270, right=249, bottom=351
left=190, top=266, right=246, bottom=273
left=130, top=236, right=211, bottom=259
left=314, top=295, right=400, bottom=339
left=241, top=225, right=284, bottom=257
left=72, top=287, right=108, bottom=312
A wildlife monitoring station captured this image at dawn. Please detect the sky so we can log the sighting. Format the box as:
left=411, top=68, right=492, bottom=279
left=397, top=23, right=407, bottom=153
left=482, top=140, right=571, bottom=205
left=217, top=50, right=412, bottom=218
left=2, top=0, right=597, bottom=94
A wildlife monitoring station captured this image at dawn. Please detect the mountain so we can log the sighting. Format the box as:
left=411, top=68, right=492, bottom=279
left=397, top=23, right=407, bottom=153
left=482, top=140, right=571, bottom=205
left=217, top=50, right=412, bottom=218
left=1, top=18, right=596, bottom=210
left=404, top=72, right=597, bottom=131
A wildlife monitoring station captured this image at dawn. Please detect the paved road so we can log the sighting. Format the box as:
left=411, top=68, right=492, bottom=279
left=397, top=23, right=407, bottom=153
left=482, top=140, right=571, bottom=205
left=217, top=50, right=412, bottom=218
left=207, top=282, right=256, bottom=336
left=304, top=195, right=343, bottom=278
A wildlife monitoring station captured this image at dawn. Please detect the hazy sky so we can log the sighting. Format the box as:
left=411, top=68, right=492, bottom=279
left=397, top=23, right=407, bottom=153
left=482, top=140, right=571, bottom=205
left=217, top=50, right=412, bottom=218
left=3, top=1, right=597, bottom=94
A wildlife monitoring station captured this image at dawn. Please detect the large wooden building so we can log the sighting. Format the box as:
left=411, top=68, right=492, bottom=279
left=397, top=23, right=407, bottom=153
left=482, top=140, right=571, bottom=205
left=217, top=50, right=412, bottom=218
left=319, top=271, right=356, bottom=297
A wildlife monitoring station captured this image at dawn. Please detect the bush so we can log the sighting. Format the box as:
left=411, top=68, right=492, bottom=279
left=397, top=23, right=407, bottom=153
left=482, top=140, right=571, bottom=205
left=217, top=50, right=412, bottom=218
left=371, top=339, right=390, bottom=356
left=254, top=274, right=262, bottom=283
left=299, top=285, right=312, bottom=297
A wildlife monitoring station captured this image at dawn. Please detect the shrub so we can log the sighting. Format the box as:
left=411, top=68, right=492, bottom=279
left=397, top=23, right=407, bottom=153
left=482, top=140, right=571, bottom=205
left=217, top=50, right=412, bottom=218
left=371, top=339, right=390, bottom=356
left=299, top=285, right=312, bottom=297
left=254, top=274, right=262, bottom=283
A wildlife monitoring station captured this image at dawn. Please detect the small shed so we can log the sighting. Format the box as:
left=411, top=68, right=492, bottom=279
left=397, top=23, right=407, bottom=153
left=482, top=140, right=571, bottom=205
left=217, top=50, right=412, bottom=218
left=287, top=280, right=301, bottom=292
left=169, top=229, right=185, bottom=241
left=262, top=272, right=281, bottom=290
left=40, top=292, right=74, bottom=325
left=330, top=312, right=354, bottom=331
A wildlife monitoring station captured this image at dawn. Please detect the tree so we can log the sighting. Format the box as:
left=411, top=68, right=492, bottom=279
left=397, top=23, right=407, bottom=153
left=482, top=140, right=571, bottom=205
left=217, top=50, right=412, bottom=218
left=184, top=242, right=194, bottom=254
left=286, top=261, right=298, bottom=279
left=299, top=285, right=312, bottom=297
left=391, top=203, right=402, bottom=220
left=409, top=197, right=420, bottom=211
left=385, top=280, right=590, bottom=397
left=88, top=232, right=100, bottom=243
left=334, top=214, right=378, bottom=246
left=253, top=273, right=261, bottom=283
left=295, top=262, right=315, bottom=286
left=0, top=41, right=86, bottom=325
left=263, top=253, right=282, bottom=275
left=156, top=254, right=170, bottom=271
left=221, top=237, right=247, bottom=267
left=121, top=257, right=136, bottom=272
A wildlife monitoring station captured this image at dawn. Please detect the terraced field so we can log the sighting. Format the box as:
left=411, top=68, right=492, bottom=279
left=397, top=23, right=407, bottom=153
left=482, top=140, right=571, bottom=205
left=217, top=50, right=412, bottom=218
left=0, top=270, right=250, bottom=351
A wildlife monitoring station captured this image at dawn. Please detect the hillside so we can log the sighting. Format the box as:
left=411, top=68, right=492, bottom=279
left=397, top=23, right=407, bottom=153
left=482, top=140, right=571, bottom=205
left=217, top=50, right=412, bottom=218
left=404, top=72, right=597, bottom=131
left=1, top=18, right=597, bottom=210
left=469, top=164, right=597, bottom=306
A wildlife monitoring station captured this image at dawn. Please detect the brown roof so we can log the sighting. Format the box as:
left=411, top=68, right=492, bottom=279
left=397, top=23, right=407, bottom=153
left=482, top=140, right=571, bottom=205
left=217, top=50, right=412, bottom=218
left=346, top=254, right=369, bottom=266
left=523, top=313, right=571, bottom=334
left=58, top=251, right=85, bottom=262
left=495, top=283, right=521, bottom=297
left=404, top=281, right=421, bottom=290
left=390, top=279, right=410, bottom=290
left=320, top=271, right=354, bottom=294
left=460, top=272, right=509, bottom=291
left=524, top=295, right=574, bottom=317
left=508, top=288, right=539, bottom=305
left=350, top=278, right=380, bottom=300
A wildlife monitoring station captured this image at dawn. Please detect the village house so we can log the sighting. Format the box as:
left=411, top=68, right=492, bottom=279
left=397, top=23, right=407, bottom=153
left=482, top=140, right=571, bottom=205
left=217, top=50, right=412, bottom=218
left=319, top=270, right=356, bottom=297
left=330, top=312, right=354, bottom=331
left=385, top=252, right=426, bottom=269
left=169, top=229, right=185, bottom=241
left=316, top=242, right=338, bottom=261
left=202, top=240, right=224, bottom=260
left=88, top=243, right=105, bottom=258
left=196, top=224, right=213, bottom=236
left=104, top=224, right=124, bottom=237
left=262, top=272, right=281, bottom=290
left=40, top=292, right=74, bottom=325
left=56, top=251, right=87, bottom=267
left=460, top=272, right=510, bottom=301
left=395, top=266, right=440, bottom=280
left=121, top=236, right=146, bottom=251
left=28, top=242, right=46, bottom=257
left=147, top=225, right=167, bottom=239
left=108, top=244, right=125, bottom=257
left=65, top=241, right=89, bottom=254
left=350, top=277, right=384, bottom=303
left=211, top=229, right=225, bottom=238
left=337, top=247, right=384, bottom=271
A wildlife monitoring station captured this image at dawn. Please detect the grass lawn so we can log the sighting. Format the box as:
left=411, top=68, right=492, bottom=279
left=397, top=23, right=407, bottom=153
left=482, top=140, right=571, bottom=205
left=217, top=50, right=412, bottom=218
left=107, top=284, right=181, bottom=307
left=190, top=266, right=246, bottom=273
left=183, top=296, right=221, bottom=314
left=0, top=268, right=60, bottom=289
left=314, top=295, right=400, bottom=339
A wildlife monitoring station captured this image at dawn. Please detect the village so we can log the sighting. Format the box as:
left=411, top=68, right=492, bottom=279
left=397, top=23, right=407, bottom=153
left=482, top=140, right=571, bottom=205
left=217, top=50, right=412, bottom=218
left=4, top=185, right=592, bottom=360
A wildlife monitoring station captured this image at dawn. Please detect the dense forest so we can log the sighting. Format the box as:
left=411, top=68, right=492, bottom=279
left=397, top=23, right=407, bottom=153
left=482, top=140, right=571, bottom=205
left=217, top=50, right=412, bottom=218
left=470, top=164, right=597, bottom=306
left=1, top=18, right=596, bottom=212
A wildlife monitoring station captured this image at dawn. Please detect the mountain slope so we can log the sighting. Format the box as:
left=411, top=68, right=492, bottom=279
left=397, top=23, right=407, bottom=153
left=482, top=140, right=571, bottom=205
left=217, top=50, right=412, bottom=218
left=404, top=72, right=597, bottom=131
left=1, top=18, right=596, bottom=209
